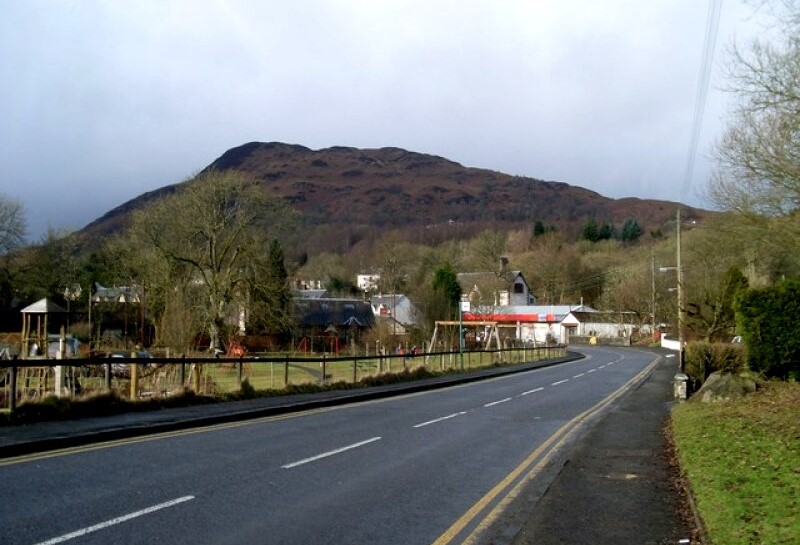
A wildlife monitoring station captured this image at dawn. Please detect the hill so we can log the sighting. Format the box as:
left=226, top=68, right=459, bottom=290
left=80, top=142, right=704, bottom=255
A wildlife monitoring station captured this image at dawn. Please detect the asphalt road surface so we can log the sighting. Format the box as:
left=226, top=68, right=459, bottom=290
left=0, top=347, right=660, bottom=545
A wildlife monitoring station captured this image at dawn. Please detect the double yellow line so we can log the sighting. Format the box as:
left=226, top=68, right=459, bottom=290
left=431, top=354, right=662, bottom=545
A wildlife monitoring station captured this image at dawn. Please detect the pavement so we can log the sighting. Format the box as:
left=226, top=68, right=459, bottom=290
left=0, top=349, right=697, bottom=544
left=507, top=353, right=698, bottom=545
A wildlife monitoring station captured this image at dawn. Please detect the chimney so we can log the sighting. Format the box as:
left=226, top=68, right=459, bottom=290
left=499, top=256, right=509, bottom=272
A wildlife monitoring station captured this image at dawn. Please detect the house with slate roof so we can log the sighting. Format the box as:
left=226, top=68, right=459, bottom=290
left=369, top=294, right=421, bottom=336
left=456, top=270, right=536, bottom=308
left=292, top=298, right=375, bottom=351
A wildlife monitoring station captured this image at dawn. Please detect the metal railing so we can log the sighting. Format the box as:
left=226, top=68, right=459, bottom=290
left=1, top=345, right=566, bottom=412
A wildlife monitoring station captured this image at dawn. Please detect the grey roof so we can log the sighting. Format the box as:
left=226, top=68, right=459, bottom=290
left=369, top=294, right=420, bottom=327
left=457, top=270, right=525, bottom=289
left=293, top=298, right=375, bottom=329
left=21, top=298, right=66, bottom=314
left=566, top=311, right=638, bottom=324
left=293, top=289, right=329, bottom=299
left=93, top=283, right=141, bottom=303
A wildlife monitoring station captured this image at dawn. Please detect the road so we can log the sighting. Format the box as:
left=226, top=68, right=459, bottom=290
left=0, top=347, right=661, bottom=545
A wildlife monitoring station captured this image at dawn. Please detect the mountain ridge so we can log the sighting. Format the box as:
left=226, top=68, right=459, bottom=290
left=80, top=142, right=703, bottom=255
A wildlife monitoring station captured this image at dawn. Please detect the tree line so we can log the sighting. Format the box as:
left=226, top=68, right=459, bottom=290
left=1, top=1, right=798, bottom=377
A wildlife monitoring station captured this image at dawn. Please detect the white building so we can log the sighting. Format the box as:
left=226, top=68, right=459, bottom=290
left=357, top=273, right=381, bottom=292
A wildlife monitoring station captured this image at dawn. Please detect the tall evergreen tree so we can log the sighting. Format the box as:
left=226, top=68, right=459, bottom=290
left=432, top=263, right=462, bottom=320
left=249, top=238, right=293, bottom=336
left=619, top=218, right=643, bottom=243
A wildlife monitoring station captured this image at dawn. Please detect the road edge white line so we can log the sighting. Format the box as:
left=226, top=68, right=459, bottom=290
left=281, top=437, right=382, bottom=469
left=32, top=495, right=195, bottom=545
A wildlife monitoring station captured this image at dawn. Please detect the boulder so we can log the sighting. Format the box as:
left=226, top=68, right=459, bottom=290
left=692, top=371, right=757, bottom=403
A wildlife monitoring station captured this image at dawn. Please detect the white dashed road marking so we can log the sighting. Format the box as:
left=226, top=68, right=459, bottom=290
left=484, top=398, right=512, bottom=408
left=282, top=437, right=382, bottom=469
left=521, top=387, right=544, bottom=396
left=32, top=496, right=195, bottom=545
left=414, top=412, right=467, bottom=428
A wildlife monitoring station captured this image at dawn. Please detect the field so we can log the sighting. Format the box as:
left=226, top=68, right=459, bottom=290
left=671, top=382, right=800, bottom=544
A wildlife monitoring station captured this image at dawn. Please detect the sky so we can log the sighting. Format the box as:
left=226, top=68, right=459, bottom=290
left=0, top=0, right=774, bottom=241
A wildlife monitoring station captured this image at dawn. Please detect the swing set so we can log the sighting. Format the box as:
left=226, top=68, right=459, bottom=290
left=426, top=320, right=502, bottom=353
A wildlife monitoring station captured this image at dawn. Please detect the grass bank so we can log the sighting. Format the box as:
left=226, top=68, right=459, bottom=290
left=671, top=381, right=800, bottom=544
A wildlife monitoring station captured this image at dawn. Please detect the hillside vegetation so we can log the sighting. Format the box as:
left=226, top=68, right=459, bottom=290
left=79, top=142, right=704, bottom=257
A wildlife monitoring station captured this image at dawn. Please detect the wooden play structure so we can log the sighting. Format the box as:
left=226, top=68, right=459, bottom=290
left=426, top=320, right=502, bottom=353
left=294, top=330, right=341, bottom=355
left=20, top=298, right=66, bottom=359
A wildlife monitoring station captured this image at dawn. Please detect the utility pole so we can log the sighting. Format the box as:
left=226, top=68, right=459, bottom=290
left=677, top=209, right=685, bottom=373
left=651, top=247, right=656, bottom=341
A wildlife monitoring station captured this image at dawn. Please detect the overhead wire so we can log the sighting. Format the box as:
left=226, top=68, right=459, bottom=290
left=681, top=0, right=724, bottom=201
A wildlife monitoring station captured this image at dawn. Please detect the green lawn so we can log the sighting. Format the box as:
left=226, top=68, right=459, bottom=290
left=671, top=381, right=800, bottom=544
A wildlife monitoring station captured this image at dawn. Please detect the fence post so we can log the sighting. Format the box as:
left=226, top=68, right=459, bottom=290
left=353, top=355, right=358, bottom=384
left=284, top=356, right=289, bottom=387
left=238, top=356, right=244, bottom=386
left=321, top=354, right=327, bottom=385
left=9, top=364, right=17, bottom=412
left=105, top=359, right=112, bottom=391
left=180, top=355, right=186, bottom=390
left=193, top=363, right=201, bottom=393
left=130, top=362, right=139, bottom=400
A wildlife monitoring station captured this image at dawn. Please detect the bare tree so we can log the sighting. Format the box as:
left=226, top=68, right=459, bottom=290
left=0, top=193, right=25, bottom=255
left=0, top=193, right=25, bottom=313
left=465, top=229, right=508, bottom=272
left=530, top=232, right=581, bottom=305
left=129, top=170, right=294, bottom=351
left=709, top=1, right=800, bottom=242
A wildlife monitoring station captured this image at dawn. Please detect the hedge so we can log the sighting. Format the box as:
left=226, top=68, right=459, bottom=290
left=735, top=279, right=800, bottom=380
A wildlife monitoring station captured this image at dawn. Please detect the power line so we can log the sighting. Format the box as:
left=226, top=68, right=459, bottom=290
left=682, top=0, right=724, bottom=200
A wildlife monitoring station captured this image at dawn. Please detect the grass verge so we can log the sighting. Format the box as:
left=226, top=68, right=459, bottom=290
left=671, top=381, right=800, bottom=544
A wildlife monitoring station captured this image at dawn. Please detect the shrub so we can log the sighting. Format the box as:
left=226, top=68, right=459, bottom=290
left=684, top=341, right=746, bottom=391
left=735, top=279, right=800, bottom=379
left=359, top=366, right=441, bottom=387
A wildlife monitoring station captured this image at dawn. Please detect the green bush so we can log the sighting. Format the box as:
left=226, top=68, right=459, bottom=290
left=4, top=391, right=218, bottom=426
left=685, top=341, right=746, bottom=390
left=359, top=366, right=441, bottom=387
left=735, top=279, right=800, bottom=379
